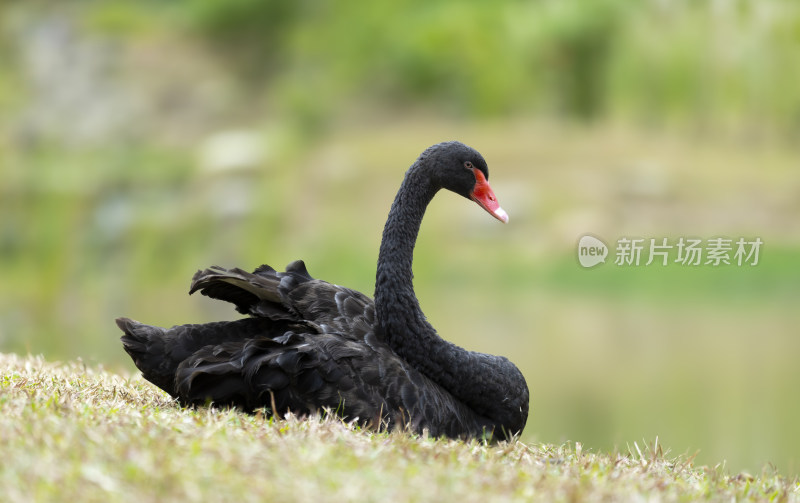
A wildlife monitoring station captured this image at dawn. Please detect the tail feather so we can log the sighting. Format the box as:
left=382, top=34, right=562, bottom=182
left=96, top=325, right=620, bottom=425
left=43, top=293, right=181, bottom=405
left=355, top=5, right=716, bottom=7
left=118, top=317, right=178, bottom=396
left=117, top=316, right=294, bottom=398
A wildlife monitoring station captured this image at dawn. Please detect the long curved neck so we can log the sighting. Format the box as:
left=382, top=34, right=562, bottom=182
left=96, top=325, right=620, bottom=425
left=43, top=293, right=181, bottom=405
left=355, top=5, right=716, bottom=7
left=373, top=164, right=529, bottom=437
left=374, top=164, right=437, bottom=336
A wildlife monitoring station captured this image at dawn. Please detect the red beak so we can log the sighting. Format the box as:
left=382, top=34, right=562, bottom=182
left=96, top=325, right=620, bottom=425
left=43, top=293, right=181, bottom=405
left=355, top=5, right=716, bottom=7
left=469, top=168, right=509, bottom=223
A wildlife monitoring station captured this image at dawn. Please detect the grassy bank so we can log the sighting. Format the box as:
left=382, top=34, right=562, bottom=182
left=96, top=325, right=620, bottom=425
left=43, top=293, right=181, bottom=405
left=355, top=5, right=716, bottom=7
left=1, top=353, right=797, bottom=502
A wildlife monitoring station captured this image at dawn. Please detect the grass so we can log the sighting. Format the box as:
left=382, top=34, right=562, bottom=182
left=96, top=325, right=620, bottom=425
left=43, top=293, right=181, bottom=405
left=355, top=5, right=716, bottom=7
left=1, top=353, right=797, bottom=502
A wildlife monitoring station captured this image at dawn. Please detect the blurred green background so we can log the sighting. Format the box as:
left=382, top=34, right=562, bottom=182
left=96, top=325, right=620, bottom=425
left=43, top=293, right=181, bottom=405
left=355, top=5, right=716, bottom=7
left=1, top=0, right=798, bottom=476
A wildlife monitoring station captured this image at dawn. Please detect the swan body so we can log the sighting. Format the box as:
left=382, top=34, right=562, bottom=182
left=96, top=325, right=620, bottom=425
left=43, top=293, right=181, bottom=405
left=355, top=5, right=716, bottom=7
left=118, top=141, right=529, bottom=440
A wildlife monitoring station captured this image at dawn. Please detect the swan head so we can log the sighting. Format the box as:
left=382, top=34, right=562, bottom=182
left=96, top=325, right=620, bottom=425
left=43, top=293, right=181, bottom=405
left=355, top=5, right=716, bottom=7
left=422, top=141, right=509, bottom=223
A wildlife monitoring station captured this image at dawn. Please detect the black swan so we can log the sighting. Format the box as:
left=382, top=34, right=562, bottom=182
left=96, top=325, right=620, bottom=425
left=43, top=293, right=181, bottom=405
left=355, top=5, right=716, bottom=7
left=117, top=141, right=529, bottom=440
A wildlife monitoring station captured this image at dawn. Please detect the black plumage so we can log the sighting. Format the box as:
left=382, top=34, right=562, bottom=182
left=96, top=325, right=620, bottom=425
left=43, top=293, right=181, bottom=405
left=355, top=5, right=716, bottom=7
left=118, top=141, right=529, bottom=440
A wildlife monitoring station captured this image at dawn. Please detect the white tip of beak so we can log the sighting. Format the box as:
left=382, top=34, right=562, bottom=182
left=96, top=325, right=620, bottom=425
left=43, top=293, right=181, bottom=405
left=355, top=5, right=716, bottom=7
left=494, top=206, right=509, bottom=223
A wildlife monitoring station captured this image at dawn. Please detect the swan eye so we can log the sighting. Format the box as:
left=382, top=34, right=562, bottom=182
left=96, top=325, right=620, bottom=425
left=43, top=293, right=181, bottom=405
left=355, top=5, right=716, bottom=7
left=464, top=161, right=473, bottom=169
